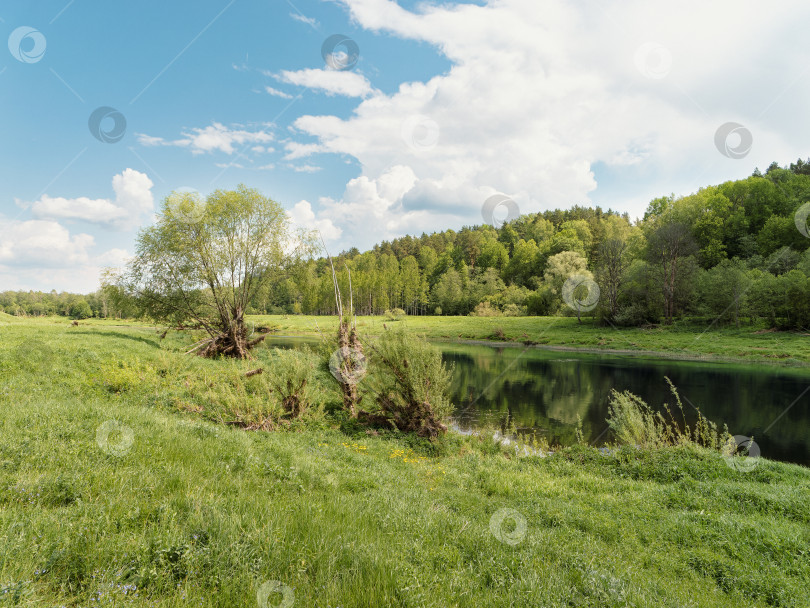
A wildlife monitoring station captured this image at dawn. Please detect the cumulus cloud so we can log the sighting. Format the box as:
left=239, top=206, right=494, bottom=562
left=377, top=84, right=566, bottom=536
left=281, top=0, right=810, bottom=251
left=26, top=169, right=154, bottom=231
left=277, top=69, right=375, bottom=98
left=138, top=122, right=274, bottom=155
left=0, top=220, right=94, bottom=268
left=0, top=222, right=129, bottom=292
left=287, top=200, right=342, bottom=242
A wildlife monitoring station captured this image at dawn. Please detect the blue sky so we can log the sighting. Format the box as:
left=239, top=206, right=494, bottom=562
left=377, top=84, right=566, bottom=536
left=2, top=0, right=809, bottom=292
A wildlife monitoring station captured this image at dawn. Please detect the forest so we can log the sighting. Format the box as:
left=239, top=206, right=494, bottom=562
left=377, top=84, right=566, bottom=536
left=4, top=158, right=810, bottom=329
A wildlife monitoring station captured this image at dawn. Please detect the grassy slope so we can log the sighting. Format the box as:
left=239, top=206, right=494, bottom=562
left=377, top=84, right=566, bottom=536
left=252, top=314, right=810, bottom=366
left=1, top=320, right=809, bottom=607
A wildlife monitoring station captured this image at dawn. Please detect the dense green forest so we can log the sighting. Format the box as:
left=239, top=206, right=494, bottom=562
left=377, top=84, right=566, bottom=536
left=4, top=159, right=810, bottom=328
left=272, top=159, right=810, bottom=328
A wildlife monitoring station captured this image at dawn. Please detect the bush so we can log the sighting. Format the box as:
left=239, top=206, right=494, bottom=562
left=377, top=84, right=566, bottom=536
left=502, top=303, right=526, bottom=317
left=526, top=285, right=553, bottom=316
left=265, top=347, right=319, bottom=418
left=384, top=308, right=407, bottom=320
left=470, top=301, right=502, bottom=317
left=362, top=328, right=454, bottom=438
left=612, top=302, right=648, bottom=327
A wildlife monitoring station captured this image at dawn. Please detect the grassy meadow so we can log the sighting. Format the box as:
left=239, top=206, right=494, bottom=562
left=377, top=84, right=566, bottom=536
left=254, top=313, right=810, bottom=366
left=1, top=315, right=809, bottom=607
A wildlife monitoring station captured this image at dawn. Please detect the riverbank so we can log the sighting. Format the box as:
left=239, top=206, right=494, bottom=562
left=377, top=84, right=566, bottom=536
left=1, top=321, right=809, bottom=607
left=250, top=314, right=810, bottom=367
left=5, top=314, right=809, bottom=367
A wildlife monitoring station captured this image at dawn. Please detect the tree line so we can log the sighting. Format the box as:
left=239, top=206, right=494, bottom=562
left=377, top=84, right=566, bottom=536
left=258, top=159, right=810, bottom=328
left=4, top=158, right=810, bottom=329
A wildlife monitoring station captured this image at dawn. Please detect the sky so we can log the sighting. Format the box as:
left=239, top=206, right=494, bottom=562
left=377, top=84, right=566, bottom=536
left=1, top=0, right=809, bottom=293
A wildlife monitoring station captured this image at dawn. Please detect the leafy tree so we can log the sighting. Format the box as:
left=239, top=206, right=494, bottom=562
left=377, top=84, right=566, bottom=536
left=504, top=239, right=541, bottom=286
left=114, top=186, right=303, bottom=358
left=543, top=251, right=591, bottom=313
left=596, top=238, right=629, bottom=320
left=698, top=259, right=751, bottom=327
left=646, top=222, right=698, bottom=324
left=69, top=298, right=93, bottom=320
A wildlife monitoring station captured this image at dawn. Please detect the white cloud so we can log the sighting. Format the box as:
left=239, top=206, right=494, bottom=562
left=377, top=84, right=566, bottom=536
left=291, top=164, right=322, bottom=173
left=26, top=169, right=154, bottom=231
left=287, top=200, right=342, bottom=242
left=265, top=86, right=294, bottom=99
left=277, top=69, right=375, bottom=98
left=0, top=220, right=94, bottom=268
left=282, top=0, right=810, bottom=251
left=138, top=122, right=274, bottom=155
left=289, top=12, right=319, bottom=28
left=0, top=224, right=128, bottom=292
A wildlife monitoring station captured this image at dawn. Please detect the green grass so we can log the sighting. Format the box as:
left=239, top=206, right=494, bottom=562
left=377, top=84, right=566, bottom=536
left=1, top=319, right=809, bottom=607
left=252, top=314, right=810, bottom=366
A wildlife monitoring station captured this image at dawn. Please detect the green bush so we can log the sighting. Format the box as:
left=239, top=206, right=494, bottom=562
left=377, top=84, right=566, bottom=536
left=469, top=301, right=502, bottom=317
left=363, top=328, right=454, bottom=437
left=265, top=346, right=320, bottom=418
left=384, top=308, right=407, bottom=320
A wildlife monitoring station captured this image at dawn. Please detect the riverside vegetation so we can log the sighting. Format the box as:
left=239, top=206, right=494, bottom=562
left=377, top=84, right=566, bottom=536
left=1, top=316, right=809, bottom=607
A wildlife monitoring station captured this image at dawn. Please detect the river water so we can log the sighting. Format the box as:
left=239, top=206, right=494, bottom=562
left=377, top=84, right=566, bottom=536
left=268, top=337, right=810, bottom=466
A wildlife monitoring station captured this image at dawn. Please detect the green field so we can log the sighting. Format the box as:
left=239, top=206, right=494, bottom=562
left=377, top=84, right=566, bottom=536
left=252, top=314, right=810, bottom=366
left=1, top=317, right=809, bottom=607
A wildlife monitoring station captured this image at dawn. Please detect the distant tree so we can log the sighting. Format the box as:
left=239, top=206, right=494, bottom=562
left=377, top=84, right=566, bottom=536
left=431, top=268, right=464, bottom=315
left=698, top=259, right=751, bottom=327
left=543, top=251, right=591, bottom=316
left=646, top=222, right=698, bottom=324
left=69, top=298, right=93, bottom=320
left=596, top=238, right=629, bottom=320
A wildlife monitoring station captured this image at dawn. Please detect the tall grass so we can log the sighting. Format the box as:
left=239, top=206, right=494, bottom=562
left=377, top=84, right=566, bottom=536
left=607, top=377, right=732, bottom=450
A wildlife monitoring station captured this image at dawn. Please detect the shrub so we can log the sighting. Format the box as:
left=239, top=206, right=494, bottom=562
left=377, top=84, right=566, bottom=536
left=265, top=347, right=319, bottom=418
left=384, top=308, right=407, bottom=320
left=502, top=303, right=525, bottom=317
left=470, top=301, right=502, bottom=317
left=611, top=302, right=648, bottom=327
left=361, top=328, right=454, bottom=438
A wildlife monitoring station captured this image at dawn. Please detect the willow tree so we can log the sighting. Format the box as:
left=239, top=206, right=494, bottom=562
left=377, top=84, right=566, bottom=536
left=116, top=185, right=302, bottom=358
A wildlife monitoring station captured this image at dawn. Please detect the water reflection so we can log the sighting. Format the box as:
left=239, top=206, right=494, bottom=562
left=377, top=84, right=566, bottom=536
left=443, top=343, right=810, bottom=466
left=266, top=337, right=810, bottom=466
